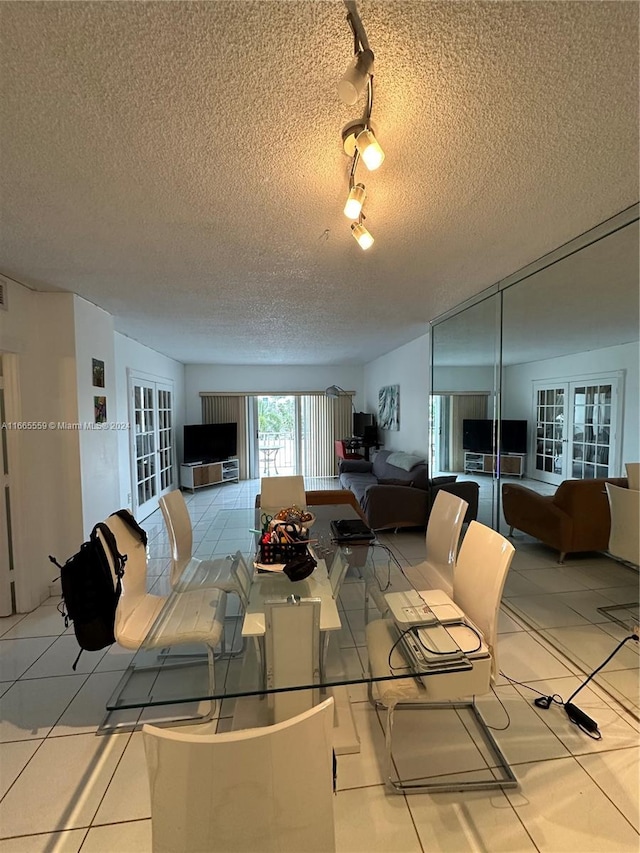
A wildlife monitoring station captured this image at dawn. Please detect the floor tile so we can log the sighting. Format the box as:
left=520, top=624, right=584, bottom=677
left=50, top=671, right=127, bottom=737
left=0, top=732, right=128, bottom=837
left=92, top=733, right=150, bottom=825
left=577, top=746, right=639, bottom=831
left=0, top=674, right=86, bottom=742
left=540, top=625, right=639, bottom=673
left=334, top=785, right=422, bottom=852
left=0, top=829, right=86, bottom=852
left=0, top=638, right=54, bottom=682
left=20, top=636, right=107, bottom=679
left=407, top=788, right=537, bottom=852
left=1, top=608, right=69, bottom=640
left=0, top=739, right=42, bottom=798
left=506, top=756, right=640, bottom=851
left=507, top=593, right=591, bottom=630
left=335, top=704, right=386, bottom=791
left=81, top=820, right=151, bottom=853
left=495, top=632, right=577, bottom=685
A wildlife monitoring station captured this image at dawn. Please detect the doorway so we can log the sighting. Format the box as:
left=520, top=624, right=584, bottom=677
left=532, top=374, right=621, bottom=485
left=128, top=373, right=175, bottom=519
left=0, top=356, right=13, bottom=615
left=257, top=396, right=298, bottom=477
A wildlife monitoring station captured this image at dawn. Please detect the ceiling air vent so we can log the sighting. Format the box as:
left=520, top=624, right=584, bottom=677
left=0, top=277, right=7, bottom=311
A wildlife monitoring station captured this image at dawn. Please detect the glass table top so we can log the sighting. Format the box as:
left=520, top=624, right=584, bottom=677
left=106, top=504, right=476, bottom=714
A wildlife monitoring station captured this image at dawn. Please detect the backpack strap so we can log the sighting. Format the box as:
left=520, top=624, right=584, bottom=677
left=110, top=509, right=148, bottom=547
left=93, top=522, right=127, bottom=580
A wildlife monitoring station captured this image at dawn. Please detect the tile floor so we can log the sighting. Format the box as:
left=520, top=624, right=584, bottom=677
left=0, top=477, right=638, bottom=852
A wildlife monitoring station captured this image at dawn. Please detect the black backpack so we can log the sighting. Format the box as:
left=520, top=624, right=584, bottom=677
left=49, top=509, right=148, bottom=669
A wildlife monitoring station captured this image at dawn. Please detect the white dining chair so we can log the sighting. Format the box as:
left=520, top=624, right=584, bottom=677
left=100, top=513, right=227, bottom=728
left=159, top=490, right=243, bottom=593
left=365, top=520, right=516, bottom=793
left=260, top=475, right=306, bottom=511
left=625, top=462, right=640, bottom=491
left=606, top=482, right=640, bottom=566
left=264, top=596, right=322, bottom=723
left=366, top=490, right=468, bottom=623
left=142, top=697, right=335, bottom=853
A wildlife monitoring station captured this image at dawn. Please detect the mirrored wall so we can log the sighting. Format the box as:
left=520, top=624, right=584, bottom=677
left=430, top=204, right=639, bottom=714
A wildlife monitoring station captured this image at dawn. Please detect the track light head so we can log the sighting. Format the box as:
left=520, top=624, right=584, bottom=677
left=344, top=183, right=366, bottom=220
left=351, top=222, right=374, bottom=250
left=338, top=49, right=374, bottom=105
left=341, top=121, right=385, bottom=171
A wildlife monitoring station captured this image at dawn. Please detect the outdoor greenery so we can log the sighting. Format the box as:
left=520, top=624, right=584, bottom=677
left=258, top=396, right=295, bottom=437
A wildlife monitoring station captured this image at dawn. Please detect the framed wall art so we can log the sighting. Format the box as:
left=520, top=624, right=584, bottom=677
left=92, top=358, right=105, bottom=388
left=94, top=396, right=107, bottom=424
left=378, top=384, right=399, bottom=431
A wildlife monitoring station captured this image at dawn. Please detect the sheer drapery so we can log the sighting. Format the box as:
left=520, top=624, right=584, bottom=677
left=201, top=395, right=249, bottom=480
left=450, top=394, right=489, bottom=472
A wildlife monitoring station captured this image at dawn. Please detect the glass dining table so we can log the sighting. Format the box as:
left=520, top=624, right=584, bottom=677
left=103, top=503, right=473, bottom=748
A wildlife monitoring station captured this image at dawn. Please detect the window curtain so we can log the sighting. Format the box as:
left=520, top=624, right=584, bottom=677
left=201, top=395, right=249, bottom=480
left=449, top=394, right=489, bottom=472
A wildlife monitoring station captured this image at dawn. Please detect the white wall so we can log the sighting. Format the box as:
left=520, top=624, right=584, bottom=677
left=0, top=282, right=84, bottom=610
left=184, top=364, right=364, bottom=424
left=114, top=333, right=186, bottom=511
left=503, top=341, right=639, bottom=473
left=73, top=296, right=119, bottom=535
left=363, top=334, right=430, bottom=458
left=433, top=365, right=495, bottom=395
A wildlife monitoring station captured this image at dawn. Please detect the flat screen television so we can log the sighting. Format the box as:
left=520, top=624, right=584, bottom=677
left=353, top=411, right=374, bottom=437
left=463, top=419, right=527, bottom=455
left=183, top=423, right=237, bottom=464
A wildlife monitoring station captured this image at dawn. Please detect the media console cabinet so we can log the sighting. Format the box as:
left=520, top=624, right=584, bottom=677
left=180, top=458, right=240, bottom=491
left=464, top=451, right=525, bottom=478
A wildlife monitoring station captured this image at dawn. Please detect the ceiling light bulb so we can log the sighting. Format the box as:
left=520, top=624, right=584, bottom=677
left=356, top=129, right=385, bottom=170
left=351, top=222, right=374, bottom=250
left=338, top=49, right=374, bottom=106
left=344, top=183, right=366, bottom=219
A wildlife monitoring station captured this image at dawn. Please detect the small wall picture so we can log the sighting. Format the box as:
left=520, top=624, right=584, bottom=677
left=378, top=384, right=400, bottom=431
left=92, top=358, right=105, bottom=388
left=94, top=396, right=107, bottom=424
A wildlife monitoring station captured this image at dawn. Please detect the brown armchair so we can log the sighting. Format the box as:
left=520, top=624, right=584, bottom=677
left=502, top=476, right=628, bottom=562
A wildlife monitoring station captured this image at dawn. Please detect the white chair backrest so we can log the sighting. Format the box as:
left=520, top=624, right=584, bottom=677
left=100, top=514, right=149, bottom=634
left=425, top=490, right=468, bottom=568
left=158, top=491, right=193, bottom=586
left=606, top=483, right=640, bottom=566
left=142, top=696, right=335, bottom=853
left=229, top=550, right=252, bottom=605
left=260, top=475, right=306, bottom=510
left=452, top=521, right=515, bottom=681
left=265, top=597, right=321, bottom=723
left=625, top=462, right=640, bottom=491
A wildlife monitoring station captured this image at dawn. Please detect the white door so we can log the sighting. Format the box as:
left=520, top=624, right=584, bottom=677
left=129, top=375, right=175, bottom=520
left=532, top=375, right=621, bottom=484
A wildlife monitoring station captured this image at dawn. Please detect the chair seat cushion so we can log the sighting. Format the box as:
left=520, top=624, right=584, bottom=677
left=118, top=589, right=227, bottom=650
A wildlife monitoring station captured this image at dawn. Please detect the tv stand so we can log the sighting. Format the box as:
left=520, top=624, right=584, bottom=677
left=180, top=458, right=239, bottom=491
left=464, top=451, right=525, bottom=478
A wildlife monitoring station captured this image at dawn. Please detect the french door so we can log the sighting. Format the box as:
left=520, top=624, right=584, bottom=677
left=533, top=374, right=621, bottom=485
left=129, top=373, right=175, bottom=520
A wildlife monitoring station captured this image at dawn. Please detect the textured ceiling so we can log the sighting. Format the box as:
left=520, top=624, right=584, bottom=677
left=1, top=1, right=638, bottom=365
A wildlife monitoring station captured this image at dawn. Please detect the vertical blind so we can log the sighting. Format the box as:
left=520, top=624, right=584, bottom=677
left=450, top=394, right=489, bottom=471
left=200, top=391, right=354, bottom=479
left=201, top=395, right=249, bottom=480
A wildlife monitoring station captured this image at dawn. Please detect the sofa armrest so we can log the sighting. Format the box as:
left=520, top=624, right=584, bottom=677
left=338, top=459, right=373, bottom=475
left=502, top=483, right=571, bottom=551
left=431, top=476, right=457, bottom=486
left=361, top=484, right=429, bottom=530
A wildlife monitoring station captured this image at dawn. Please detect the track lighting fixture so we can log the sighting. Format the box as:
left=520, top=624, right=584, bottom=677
left=338, top=49, right=374, bottom=105
left=337, top=2, right=383, bottom=249
left=344, top=183, right=366, bottom=219
left=351, top=221, right=374, bottom=250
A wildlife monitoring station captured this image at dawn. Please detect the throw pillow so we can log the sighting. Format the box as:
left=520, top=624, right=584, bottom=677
left=386, top=451, right=425, bottom=472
